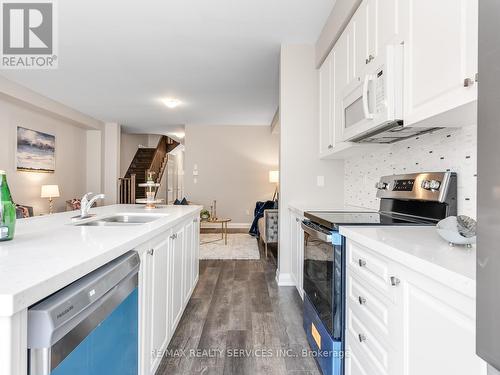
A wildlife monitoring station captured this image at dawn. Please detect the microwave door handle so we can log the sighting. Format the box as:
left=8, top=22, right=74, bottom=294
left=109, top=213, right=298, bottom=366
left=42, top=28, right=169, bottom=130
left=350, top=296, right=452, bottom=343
left=362, top=74, right=375, bottom=119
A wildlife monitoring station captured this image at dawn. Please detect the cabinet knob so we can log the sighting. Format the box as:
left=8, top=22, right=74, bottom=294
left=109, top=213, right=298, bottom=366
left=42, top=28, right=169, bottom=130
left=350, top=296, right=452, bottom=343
left=328, top=144, right=333, bottom=149
left=358, top=296, right=367, bottom=305
left=464, top=77, right=475, bottom=87
left=390, top=276, right=400, bottom=286
left=171, top=233, right=177, bottom=240
left=296, top=217, right=300, bottom=222
left=358, top=333, right=366, bottom=343
left=147, top=249, right=154, bottom=256
left=365, top=54, right=375, bottom=64
left=193, top=218, right=198, bottom=223
left=358, top=259, right=367, bottom=267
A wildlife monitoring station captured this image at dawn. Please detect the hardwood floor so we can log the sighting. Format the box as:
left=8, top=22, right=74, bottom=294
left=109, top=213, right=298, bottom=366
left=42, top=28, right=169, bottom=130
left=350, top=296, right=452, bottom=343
left=156, top=240, right=321, bottom=375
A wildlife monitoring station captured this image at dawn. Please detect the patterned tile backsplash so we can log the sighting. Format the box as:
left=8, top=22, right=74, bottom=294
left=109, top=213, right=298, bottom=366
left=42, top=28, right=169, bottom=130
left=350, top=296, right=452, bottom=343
left=344, top=125, right=477, bottom=218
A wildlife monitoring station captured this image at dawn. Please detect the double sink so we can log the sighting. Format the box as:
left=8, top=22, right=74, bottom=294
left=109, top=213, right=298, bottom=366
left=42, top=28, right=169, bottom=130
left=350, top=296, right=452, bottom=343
left=75, top=213, right=168, bottom=227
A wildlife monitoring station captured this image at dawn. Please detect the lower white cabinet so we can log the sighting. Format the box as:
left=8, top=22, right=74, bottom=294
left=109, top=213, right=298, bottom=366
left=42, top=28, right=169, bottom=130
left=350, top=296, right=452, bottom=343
left=289, top=210, right=304, bottom=298
left=345, top=239, right=486, bottom=375
left=139, top=214, right=200, bottom=375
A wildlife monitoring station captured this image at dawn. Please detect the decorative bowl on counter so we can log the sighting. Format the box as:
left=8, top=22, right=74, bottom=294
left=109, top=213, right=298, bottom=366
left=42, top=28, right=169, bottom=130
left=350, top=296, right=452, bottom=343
left=436, top=216, right=476, bottom=247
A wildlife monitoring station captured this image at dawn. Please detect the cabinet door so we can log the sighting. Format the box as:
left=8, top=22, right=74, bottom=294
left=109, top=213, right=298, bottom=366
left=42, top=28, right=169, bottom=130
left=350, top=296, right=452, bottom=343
left=149, top=239, right=169, bottom=372
left=352, top=1, right=369, bottom=80
left=319, top=53, right=333, bottom=155
left=170, top=225, right=185, bottom=330
left=367, top=0, right=400, bottom=61
left=333, top=30, right=351, bottom=144
left=289, top=212, right=299, bottom=286
left=402, top=0, right=478, bottom=126
left=295, top=217, right=304, bottom=299
left=402, top=278, right=485, bottom=375
left=192, top=218, right=200, bottom=286
left=184, top=219, right=194, bottom=304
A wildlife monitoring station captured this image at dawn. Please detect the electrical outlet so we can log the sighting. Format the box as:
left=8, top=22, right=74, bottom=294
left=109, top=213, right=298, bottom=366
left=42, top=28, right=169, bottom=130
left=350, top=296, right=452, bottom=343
left=193, top=177, right=198, bottom=184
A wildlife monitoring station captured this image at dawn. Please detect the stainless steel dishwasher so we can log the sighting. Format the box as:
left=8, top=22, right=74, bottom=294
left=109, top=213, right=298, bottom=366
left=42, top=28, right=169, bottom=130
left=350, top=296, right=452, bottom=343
left=28, top=251, right=140, bottom=375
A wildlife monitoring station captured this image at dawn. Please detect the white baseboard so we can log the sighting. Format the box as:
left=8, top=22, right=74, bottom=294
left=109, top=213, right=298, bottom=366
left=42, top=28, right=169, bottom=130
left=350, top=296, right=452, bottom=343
left=200, top=222, right=251, bottom=229
left=276, top=271, right=296, bottom=286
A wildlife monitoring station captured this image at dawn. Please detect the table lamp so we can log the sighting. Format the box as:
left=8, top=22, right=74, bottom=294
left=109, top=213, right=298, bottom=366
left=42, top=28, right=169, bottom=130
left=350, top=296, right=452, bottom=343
left=269, top=170, right=279, bottom=201
left=41, top=185, right=60, bottom=214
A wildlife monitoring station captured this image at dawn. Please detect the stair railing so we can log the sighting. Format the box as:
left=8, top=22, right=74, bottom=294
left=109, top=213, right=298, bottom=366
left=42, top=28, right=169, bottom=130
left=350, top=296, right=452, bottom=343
left=147, top=136, right=170, bottom=197
left=118, top=174, right=136, bottom=204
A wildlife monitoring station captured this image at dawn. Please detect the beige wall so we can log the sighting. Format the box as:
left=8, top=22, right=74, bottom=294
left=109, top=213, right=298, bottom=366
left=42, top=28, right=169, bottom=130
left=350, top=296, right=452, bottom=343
left=0, top=98, right=88, bottom=215
left=278, top=44, right=345, bottom=284
left=120, top=133, right=149, bottom=177
left=184, top=125, right=279, bottom=225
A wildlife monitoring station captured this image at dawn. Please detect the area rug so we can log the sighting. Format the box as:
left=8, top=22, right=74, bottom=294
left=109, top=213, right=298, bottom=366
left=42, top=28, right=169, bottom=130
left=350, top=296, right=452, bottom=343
left=199, top=233, right=260, bottom=260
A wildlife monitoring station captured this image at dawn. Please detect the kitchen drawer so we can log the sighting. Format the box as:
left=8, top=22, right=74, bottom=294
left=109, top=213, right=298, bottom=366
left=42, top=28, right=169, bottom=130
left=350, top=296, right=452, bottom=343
left=347, top=240, right=399, bottom=302
left=347, top=272, right=395, bottom=341
left=347, top=306, right=392, bottom=375
left=345, top=341, right=384, bottom=375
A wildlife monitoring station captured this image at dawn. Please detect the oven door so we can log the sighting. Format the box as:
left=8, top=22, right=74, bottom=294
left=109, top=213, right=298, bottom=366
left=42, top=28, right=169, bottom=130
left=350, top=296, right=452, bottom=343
left=302, top=221, right=344, bottom=340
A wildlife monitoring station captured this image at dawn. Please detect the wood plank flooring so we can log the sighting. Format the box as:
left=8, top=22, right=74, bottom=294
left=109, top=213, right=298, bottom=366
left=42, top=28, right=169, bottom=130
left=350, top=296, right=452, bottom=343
left=156, top=241, right=321, bottom=375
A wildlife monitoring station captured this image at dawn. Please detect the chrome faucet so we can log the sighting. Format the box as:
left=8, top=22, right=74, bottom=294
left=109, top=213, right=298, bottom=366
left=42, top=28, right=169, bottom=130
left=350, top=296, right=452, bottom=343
left=74, top=192, right=105, bottom=220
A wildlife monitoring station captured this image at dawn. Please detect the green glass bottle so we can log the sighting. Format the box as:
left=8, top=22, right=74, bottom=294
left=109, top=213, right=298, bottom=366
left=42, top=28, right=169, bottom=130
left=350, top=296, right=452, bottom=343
left=0, top=170, right=16, bottom=241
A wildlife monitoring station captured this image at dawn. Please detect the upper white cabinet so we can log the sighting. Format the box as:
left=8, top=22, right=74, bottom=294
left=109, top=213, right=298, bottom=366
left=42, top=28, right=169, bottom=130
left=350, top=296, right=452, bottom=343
left=319, top=52, right=333, bottom=156
left=318, top=0, right=478, bottom=158
left=401, top=0, right=478, bottom=127
left=352, top=0, right=369, bottom=80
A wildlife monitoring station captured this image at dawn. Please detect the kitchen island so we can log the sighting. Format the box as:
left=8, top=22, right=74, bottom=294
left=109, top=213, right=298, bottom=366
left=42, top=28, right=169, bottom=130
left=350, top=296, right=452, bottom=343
left=0, top=204, right=202, bottom=375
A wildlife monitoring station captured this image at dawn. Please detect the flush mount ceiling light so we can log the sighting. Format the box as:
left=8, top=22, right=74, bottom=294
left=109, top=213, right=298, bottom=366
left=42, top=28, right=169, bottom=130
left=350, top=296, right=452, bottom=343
left=162, top=98, right=182, bottom=109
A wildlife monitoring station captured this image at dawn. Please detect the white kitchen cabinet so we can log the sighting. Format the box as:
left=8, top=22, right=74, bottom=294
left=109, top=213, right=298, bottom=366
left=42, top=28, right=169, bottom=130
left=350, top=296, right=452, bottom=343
left=401, top=0, right=478, bottom=127
left=345, top=239, right=486, bottom=375
left=352, top=0, right=369, bottom=80
left=192, top=218, right=200, bottom=286
left=319, top=52, right=333, bottom=156
left=289, top=210, right=304, bottom=298
left=170, top=223, right=185, bottom=330
left=184, top=219, right=193, bottom=305
left=139, top=235, right=171, bottom=375
left=139, top=213, right=200, bottom=375
left=364, top=0, right=401, bottom=66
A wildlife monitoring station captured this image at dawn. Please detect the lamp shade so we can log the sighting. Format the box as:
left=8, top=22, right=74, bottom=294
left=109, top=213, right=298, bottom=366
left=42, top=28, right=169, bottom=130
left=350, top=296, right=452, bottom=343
left=41, top=185, right=60, bottom=198
left=269, top=170, right=279, bottom=184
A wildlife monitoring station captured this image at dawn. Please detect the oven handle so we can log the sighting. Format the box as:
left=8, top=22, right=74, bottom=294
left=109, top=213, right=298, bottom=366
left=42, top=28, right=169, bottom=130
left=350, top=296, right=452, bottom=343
left=301, top=221, right=332, bottom=243
left=362, top=74, right=375, bottom=119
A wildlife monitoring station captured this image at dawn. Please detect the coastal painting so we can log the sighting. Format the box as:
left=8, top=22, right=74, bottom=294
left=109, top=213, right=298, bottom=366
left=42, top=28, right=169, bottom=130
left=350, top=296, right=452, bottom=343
left=17, top=127, right=55, bottom=173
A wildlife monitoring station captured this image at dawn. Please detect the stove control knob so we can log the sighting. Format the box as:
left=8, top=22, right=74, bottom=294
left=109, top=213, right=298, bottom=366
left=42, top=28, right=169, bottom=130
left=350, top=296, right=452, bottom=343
left=429, top=180, right=441, bottom=190
left=375, top=182, right=388, bottom=190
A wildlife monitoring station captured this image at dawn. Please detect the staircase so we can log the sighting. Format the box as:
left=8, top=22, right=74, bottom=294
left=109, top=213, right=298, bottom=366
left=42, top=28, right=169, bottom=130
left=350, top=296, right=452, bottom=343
left=119, top=136, right=179, bottom=203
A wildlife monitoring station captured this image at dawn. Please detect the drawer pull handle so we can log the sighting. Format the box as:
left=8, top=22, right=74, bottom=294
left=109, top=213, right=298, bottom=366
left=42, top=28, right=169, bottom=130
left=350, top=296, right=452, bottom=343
left=358, top=333, right=366, bottom=343
left=390, top=276, right=400, bottom=286
left=358, top=296, right=367, bottom=305
left=147, top=249, right=154, bottom=256
left=171, top=233, right=178, bottom=240
left=358, top=259, right=367, bottom=267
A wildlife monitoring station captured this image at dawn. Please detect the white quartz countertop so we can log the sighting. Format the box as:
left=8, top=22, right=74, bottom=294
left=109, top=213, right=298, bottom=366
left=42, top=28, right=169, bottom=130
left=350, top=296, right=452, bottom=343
left=340, top=226, right=477, bottom=297
left=288, top=203, right=375, bottom=216
left=0, top=204, right=201, bottom=316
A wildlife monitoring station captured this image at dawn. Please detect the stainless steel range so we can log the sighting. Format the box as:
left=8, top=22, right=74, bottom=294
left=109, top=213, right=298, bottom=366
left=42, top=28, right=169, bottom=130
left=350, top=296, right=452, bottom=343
left=301, top=172, right=457, bottom=375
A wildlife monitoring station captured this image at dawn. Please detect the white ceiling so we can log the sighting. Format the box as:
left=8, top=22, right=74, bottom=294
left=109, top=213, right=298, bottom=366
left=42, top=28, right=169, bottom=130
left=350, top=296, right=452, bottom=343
left=2, top=0, right=335, bottom=134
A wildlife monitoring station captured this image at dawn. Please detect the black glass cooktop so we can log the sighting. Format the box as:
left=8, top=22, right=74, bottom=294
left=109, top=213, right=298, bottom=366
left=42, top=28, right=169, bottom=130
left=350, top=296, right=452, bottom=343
left=304, top=211, right=437, bottom=231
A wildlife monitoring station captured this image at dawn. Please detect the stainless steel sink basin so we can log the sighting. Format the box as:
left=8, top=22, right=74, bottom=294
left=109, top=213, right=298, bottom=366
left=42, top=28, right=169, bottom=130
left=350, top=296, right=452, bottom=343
left=75, top=214, right=168, bottom=226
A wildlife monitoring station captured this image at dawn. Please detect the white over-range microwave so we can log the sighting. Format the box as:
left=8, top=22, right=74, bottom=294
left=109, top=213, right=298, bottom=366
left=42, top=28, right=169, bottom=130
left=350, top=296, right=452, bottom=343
left=341, top=44, right=403, bottom=142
